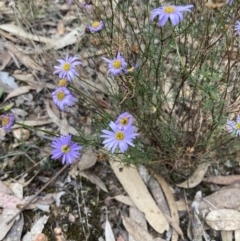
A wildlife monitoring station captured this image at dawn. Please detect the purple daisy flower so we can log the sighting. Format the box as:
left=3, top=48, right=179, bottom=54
left=88, top=21, right=104, bottom=33
left=53, top=55, right=82, bottom=81
left=102, top=52, right=128, bottom=76
left=51, top=134, right=82, bottom=165
left=115, top=112, right=133, bottom=130
left=227, top=0, right=233, bottom=5
left=0, top=113, right=15, bottom=131
left=235, top=21, right=240, bottom=35
left=52, top=87, right=78, bottom=111
left=150, top=4, right=194, bottom=27
left=101, top=121, right=138, bottom=153
left=226, top=115, right=240, bottom=136
left=68, top=0, right=73, bottom=4
left=82, top=1, right=92, bottom=9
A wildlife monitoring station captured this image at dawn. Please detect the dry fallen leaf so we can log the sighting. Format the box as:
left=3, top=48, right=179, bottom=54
left=205, top=209, right=240, bottom=231
left=113, top=195, right=135, bottom=207
left=221, top=231, right=232, bottom=241
left=57, top=20, right=65, bottom=35
left=154, top=173, right=182, bottom=240
left=45, top=100, right=78, bottom=135
left=105, top=219, right=115, bottom=241
left=0, top=24, right=53, bottom=45
left=122, top=216, right=155, bottom=241
left=13, top=119, right=53, bottom=128
left=13, top=128, right=30, bottom=141
left=22, top=215, right=49, bottom=241
left=4, top=42, right=46, bottom=72
left=0, top=209, right=19, bottom=240
left=0, top=50, right=11, bottom=71
left=199, top=181, right=240, bottom=211
left=176, top=162, right=209, bottom=188
left=80, top=171, right=108, bottom=193
left=129, top=206, right=148, bottom=241
left=4, top=86, right=36, bottom=102
left=0, top=24, right=85, bottom=51
left=110, top=159, right=169, bottom=234
left=203, top=175, right=240, bottom=185
left=235, top=230, right=240, bottom=241
left=77, top=147, right=97, bottom=171
left=4, top=214, right=24, bottom=241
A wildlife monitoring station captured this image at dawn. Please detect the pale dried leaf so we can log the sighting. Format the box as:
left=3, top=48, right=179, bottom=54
left=176, top=199, right=189, bottom=212
left=0, top=24, right=53, bottom=44
left=164, top=214, right=184, bottom=240
left=9, top=182, right=23, bottom=199
left=188, top=211, right=204, bottom=241
left=4, top=42, right=45, bottom=72
left=122, top=216, right=155, bottom=241
left=0, top=209, right=19, bottom=240
left=0, top=24, right=84, bottom=51
left=22, top=215, right=49, bottom=241
left=105, top=219, right=115, bottom=241
left=0, top=192, right=26, bottom=209
left=4, top=86, right=36, bottom=102
left=149, top=177, right=170, bottom=216
left=50, top=27, right=85, bottom=50
left=152, top=173, right=181, bottom=240
left=0, top=50, right=11, bottom=71
left=205, top=209, right=240, bottom=231
left=221, top=231, right=232, bottom=241
left=113, top=195, right=135, bottom=207
left=5, top=213, right=24, bottom=241
left=35, top=204, right=50, bottom=212
left=80, top=171, right=108, bottom=193
left=57, top=21, right=65, bottom=35
left=77, top=147, right=97, bottom=171
left=45, top=100, right=78, bottom=135
left=0, top=72, right=17, bottom=89
left=129, top=206, right=147, bottom=241
left=203, top=175, right=240, bottom=185
left=13, top=128, right=30, bottom=141
left=176, top=162, right=209, bottom=188
left=60, top=118, right=78, bottom=135
left=110, top=160, right=169, bottom=233
left=138, top=165, right=151, bottom=185
left=199, top=182, right=240, bottom=211
left=235, top=230, right=240, bottom=241
left=14, top=119, right=53, bottom=128
left=0, top=181, right=12, bottom=194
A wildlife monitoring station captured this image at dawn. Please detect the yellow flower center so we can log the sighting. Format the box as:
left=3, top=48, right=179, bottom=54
left=113, top=60, right=121, bottom=69
left=59, top=79, right=68, bottom=87
left=57, top=91, right=65, bottom=100
left=115, top=131, right=124, bottom=140
left=2, top=116, right=10, bottom=126
left=61, top=144, right=70, bottom=153
left=236, top=123, right=240, bottom=130
left=164, top=6, right=175, bottom=13
left=120, top=117, right=129, bottom=126
left=92, top=21, right=100, bottom=28
left=63, top=62, right=71, bottom=71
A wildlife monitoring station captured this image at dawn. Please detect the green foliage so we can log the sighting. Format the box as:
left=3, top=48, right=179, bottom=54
left=12, top=0, right=240, bottom=174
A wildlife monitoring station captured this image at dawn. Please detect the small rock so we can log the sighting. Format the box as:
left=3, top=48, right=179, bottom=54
left=68, top=213, right=75, bottom=223
left=33, top=233, right=48, bottom=241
